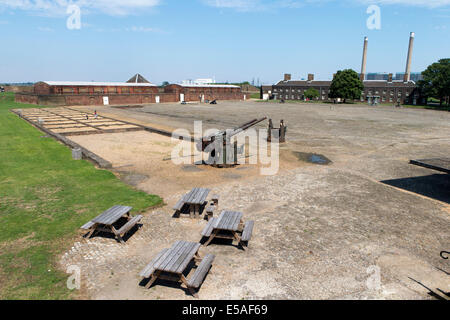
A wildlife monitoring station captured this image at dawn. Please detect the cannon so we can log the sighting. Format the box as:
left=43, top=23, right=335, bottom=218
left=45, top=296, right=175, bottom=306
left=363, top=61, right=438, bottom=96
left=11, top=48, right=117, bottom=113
left=196, top=117, right=267, bottom=167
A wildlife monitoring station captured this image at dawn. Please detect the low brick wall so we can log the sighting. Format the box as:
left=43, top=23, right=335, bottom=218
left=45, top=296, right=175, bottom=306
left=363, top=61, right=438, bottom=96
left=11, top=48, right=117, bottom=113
left=15, top=93, right=181, bottom=106
left=183, top=92, right=245, bottom=102
left=15, top=93, right=39, bottom=104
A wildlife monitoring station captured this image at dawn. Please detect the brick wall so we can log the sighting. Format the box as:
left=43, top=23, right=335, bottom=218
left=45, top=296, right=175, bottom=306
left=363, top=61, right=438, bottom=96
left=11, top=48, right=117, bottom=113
left=15, top=93, right=39, bottom=104
left=14, top=84, right=245, bottom=106
left=165, top=84, right=244, bottom=102
left=15, top=93, right=181, bottom=106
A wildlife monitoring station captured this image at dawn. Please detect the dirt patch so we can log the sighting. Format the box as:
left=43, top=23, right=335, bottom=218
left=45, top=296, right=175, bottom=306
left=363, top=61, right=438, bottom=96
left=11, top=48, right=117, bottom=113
left=67, top=131, right=307, bottom=200
left=0, top=233, right=41, bottom=253
left=116, top=171, right=149, bottom=187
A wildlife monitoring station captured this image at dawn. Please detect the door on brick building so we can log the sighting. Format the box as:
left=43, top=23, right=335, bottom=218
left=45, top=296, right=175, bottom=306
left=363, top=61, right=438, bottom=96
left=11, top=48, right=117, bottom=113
left=180, top=93, right=185, bottom=102
left=155, top=96, right=160, bottom=103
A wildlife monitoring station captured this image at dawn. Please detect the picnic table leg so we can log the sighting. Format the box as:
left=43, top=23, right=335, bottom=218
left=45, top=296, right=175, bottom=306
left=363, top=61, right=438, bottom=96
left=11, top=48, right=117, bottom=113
left=189, top=204, right=194, bottom=219
left=86, top=227, right=96, bottom=239
left=204, top=229, right=218, bottom=247
left=195, top=204, right=200, bottom=219
left=181, top=275, right=198, bottom=298
left=145, top=270, right=161, bottom=289
left=238, top=219, right=244, bottom=232
left=111, top=226, right=125, bottom=244
left=233, top=232, right=246, bottom=251
left=194, top=251, right=202, bottom=263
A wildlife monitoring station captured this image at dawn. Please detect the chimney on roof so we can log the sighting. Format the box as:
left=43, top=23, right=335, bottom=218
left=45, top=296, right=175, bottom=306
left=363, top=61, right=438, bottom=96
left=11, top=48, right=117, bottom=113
left=284, top=74, right=291, bottom=81
left=307, top=74, right=314, bottom=82
left=360, top=36, right=368, bottom=82
left=404, top=32, right=415, bottom=82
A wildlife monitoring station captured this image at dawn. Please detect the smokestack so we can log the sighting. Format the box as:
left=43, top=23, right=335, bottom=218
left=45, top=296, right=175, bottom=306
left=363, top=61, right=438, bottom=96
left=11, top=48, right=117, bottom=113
left=307, top=74, right=314, bottom=82
left=388, top=73, right=393, bottom=83
left=284, top=74, right=291, bottom=81
left=360, top=36, right=368, bottom=82
left=404, top=32, right=415, bottom=82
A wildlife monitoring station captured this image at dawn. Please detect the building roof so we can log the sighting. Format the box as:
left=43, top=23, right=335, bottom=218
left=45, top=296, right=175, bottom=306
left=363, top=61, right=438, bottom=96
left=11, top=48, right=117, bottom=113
left=276, top=80, right=332, bottom=86
left=178, top=84, right=240, bottom=88
left=275, top=79, right=416, bottom=88
left=127, top=74, right=151, bottom=84
left=40, top=81, right=156, bottom=87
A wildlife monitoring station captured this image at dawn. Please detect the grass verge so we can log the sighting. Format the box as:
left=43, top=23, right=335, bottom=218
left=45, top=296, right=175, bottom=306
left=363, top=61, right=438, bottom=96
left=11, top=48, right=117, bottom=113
left=0, top=92, right=162, bottom=299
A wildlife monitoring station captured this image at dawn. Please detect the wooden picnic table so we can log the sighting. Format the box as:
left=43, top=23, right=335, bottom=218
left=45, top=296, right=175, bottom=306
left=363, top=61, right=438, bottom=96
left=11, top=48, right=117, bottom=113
left=201, top=210, right=254, bottom=250
left=80, top=205, right=142, bottom=243
left=173, top=188, right=211, bottom=219
left=139, top=241, right=215, bottom=298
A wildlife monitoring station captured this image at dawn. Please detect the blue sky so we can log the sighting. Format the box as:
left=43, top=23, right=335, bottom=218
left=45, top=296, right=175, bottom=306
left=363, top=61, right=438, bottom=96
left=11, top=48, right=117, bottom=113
left=0, top=0, right=449, bottom=84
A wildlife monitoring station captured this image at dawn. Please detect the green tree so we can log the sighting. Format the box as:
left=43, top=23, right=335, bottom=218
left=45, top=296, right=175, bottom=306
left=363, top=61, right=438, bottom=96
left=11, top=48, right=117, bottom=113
left=418, top=58, right=450, bottom=107
left=329, top=69, right=364, bottom=103
left=161, top=81, right=170, bottom=87
left=304, top=88, right=319, bottom=100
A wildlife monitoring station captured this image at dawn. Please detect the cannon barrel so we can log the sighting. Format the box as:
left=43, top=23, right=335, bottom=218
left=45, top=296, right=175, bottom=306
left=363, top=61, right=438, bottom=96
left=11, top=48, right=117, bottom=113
left=197, top=117, right=268, bottom=151
left=227, top=117, right=267, bottom=138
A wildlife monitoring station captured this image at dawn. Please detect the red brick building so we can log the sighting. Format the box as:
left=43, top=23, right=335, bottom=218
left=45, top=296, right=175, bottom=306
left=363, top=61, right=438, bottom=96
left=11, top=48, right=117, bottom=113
left=15, top=79, right=245, bottom=106
left=164, top=84, right=245, bottom=102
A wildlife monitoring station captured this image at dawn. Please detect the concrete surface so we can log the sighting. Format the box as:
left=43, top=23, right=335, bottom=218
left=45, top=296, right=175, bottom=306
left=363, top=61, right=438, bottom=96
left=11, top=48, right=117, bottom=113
left=60, top=101, right=449, bottom=300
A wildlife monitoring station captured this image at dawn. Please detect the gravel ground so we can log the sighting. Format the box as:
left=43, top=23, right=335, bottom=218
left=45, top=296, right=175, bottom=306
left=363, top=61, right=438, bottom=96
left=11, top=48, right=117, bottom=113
left=60, top=101, right=450, bottom=300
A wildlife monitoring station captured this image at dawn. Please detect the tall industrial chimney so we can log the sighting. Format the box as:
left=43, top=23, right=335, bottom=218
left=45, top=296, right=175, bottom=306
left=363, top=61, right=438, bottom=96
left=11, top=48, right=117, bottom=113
left=404, top=32, right=415, bottom=82
left=360, top=37, right=368, bottom=82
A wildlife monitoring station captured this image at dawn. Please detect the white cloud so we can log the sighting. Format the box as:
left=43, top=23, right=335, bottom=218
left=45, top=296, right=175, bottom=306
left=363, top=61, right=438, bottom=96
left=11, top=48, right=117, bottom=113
left=202, top=0, right=304, bottom=11
left=0, top=0, right=161, bottom=16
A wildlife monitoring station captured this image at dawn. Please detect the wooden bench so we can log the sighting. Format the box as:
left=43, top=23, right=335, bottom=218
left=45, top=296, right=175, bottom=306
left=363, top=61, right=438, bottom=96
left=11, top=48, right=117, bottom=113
left=81, top=221, right=95, bottom=230
left=173, top=198, right=186, bottom=213
left=173, top=188, right=211, bottom=219
left=139, top=248, right=170, bottom=278
left=201, top=218, right=217, bottom=237
left=187, top=254, right=215, bottom=292
left=114, top=215, right=142, bottom=242
left=241, top=220, right=254, bottom=243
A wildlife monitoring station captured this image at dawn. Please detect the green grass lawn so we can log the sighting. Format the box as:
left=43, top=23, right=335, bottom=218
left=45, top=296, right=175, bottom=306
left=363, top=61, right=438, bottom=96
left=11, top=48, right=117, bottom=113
left=0, top=92, right=162, bottom=300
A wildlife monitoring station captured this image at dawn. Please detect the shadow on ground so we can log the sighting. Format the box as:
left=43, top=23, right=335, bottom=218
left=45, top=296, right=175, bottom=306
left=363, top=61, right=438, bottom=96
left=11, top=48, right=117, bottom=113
left=381, top=174, right=450, bottom=204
